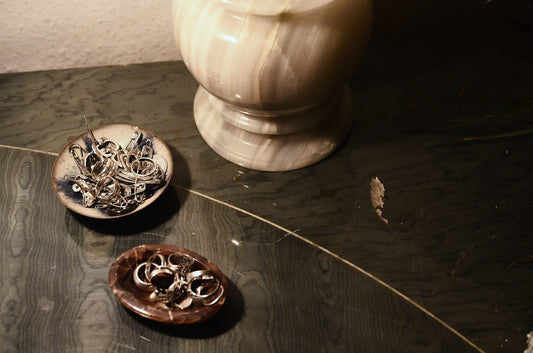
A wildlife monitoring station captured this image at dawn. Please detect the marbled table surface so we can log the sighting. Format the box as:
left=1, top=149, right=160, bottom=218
left=1, top=3, right=532, bottom=352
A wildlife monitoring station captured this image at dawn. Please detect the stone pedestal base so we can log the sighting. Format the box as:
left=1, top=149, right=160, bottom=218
left=193, top=86, right=353, bottom=171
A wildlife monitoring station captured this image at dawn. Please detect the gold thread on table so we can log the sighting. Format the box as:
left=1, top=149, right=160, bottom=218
left=0, top=144, right=58, bottom=156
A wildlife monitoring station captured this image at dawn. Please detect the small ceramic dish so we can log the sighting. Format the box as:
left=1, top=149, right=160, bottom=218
left=51, top=124, right=173, bottom=219
left=108, top=244, right=227, bottom=325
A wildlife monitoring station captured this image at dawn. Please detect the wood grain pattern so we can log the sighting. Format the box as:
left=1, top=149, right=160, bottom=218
left=0, top=3, right=532, bottom=349
left=0, top=147, right=479, bottom=352
left=0, top=58, right=531, bottom=351
left=0, top=62, right=531, bottom=352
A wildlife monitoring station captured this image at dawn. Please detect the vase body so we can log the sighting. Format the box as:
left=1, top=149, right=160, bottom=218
left=173, top=0, right=372, bottom=171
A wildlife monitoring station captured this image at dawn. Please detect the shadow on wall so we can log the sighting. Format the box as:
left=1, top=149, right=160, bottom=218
left=359, top=0, right=533, bottom=81
left=372, top=0, right=532, bottom=46
left=347, top=0, right=533, bottom=140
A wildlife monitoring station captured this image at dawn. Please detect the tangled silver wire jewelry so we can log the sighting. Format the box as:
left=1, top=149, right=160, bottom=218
left=68, top=121, right=167, bottom=216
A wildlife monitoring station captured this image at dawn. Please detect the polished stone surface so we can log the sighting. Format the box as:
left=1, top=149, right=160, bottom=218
left=172, top=0, right=372, bottom=170
left=1, top=1, right=533, bottom=351
left=0, top=148, right=478, bottom=352
left=193, top=85, right=354, bottom=171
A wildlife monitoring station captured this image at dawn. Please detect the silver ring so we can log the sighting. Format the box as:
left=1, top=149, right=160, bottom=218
left=133, top=262, right=154, bottom=292
left=95, top=176, right=120, bottom=200
left=96, top=140, right=120, bottom=158
left=186, top=270, right=213, bottom=283
left=203, top=285, right=224, bottom=306
left=167, top=253, right=194, bottom=274
left=149, top=266, right=175, bottom=290
left=130, top=158, right=157, bottom=180
left=190, top=278, right=220, bottom=299
left=144, top=253, right=166, bottom=281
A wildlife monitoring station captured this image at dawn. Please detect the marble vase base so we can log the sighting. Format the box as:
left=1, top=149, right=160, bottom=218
left=193, top=86, right=353, bottom=171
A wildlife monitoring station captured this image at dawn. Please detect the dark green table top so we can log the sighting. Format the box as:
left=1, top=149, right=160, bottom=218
left=1, top=1, right=532, bottom=352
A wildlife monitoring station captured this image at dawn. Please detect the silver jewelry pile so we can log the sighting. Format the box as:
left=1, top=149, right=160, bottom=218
left=133, top=253, right=224, bottom=309
left=68, top=128, right=167, bottom=216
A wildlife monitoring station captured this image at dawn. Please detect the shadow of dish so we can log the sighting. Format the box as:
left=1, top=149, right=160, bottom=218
left=169, top=144, right=191, bottom=200
left=126, top=278, right=244, bottom=338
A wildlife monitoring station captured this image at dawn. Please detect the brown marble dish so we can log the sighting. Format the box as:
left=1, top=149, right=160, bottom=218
left=51, top=123, right=173, bottom=219
left=108, top=244, right=227, bottom=325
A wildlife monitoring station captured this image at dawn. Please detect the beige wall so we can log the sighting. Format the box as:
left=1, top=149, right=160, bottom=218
left=1, top=0, right=531, bottom=74
left=0, top=0, right=179, bottom=73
